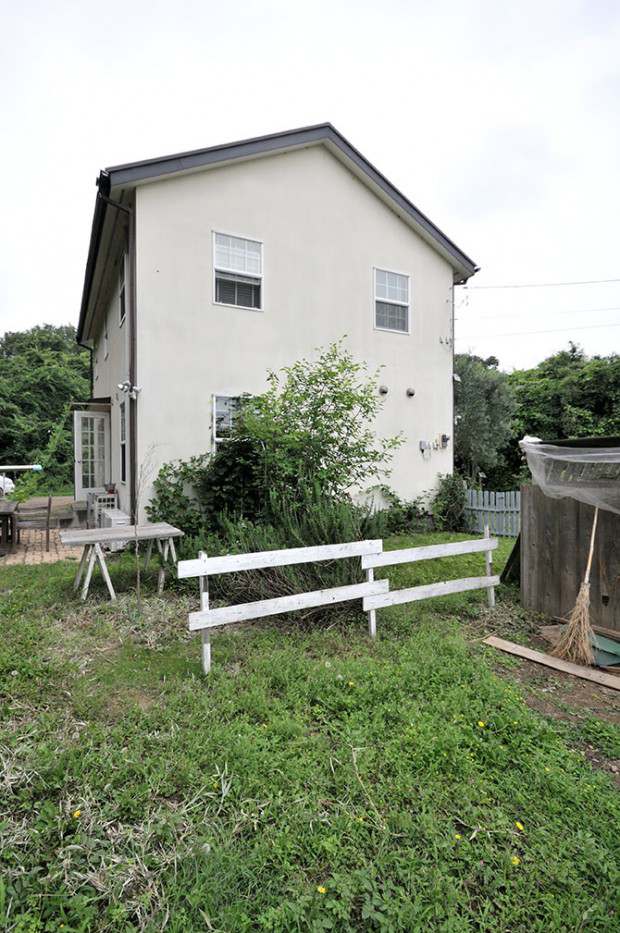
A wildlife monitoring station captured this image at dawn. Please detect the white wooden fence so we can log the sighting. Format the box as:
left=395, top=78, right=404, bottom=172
left=179, top=530, right=499, bottom=674
left=465, top=489, right=521, bottom=537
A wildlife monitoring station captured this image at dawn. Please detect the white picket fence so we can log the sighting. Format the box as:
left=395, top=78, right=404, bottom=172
left=465, top=489, right=521, bottom=537
left=178, top=531, right=499, bottom=674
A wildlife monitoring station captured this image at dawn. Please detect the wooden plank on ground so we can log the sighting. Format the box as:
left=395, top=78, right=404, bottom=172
left=363, top=575, right=500, bottom=611
left=361, top=537, right=498, bottom=570
left=483, top=635, right=620, bottom=691
left=188, top=579, right=389, bottom=630
left=179, top=539, right=382, bottom=579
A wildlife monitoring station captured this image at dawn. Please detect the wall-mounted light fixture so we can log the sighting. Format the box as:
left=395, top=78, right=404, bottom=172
left=441, top=434, right=450, bottom=448
left=453, top=373, right=462, bottom=383
left=117, top=380, right=142, bottom=401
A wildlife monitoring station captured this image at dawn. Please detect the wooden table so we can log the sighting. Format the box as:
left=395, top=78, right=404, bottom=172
left=59, top=522, right=184, bottom=601
left=0, top=500, right=18, bottom=555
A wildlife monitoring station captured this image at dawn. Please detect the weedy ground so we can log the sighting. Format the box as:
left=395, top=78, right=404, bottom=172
left=1, top=534, right=619, bottom=932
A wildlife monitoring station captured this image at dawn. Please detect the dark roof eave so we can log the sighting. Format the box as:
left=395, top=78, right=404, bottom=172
left=78, top=124, right=479, bottom=341
left=104, top=123, right=478, bottom=279
left=77, top=172, right=111, bottom=345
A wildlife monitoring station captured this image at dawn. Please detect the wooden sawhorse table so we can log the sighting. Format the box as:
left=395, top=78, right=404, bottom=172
left=59, top=522, right=184, bottom=601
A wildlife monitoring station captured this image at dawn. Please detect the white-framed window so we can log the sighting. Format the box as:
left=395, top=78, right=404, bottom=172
left=119, top=255, right=126, bottom=326
left=374, top=268, right=410, bottom=333
left=213, top=232, right=262, bottom=310
left=213, top=395, right=244, bottom=451
left=120, top=401, right=127, bottom=484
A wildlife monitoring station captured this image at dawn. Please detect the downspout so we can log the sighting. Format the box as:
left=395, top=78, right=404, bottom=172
left=97, top=192, right=138, bottom=522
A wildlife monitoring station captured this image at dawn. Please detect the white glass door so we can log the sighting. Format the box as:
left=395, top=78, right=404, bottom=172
left=74, top=411, right=110, bottom=500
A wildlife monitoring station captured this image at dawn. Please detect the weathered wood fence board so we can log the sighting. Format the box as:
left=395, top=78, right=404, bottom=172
left=180, top=530, right=499, bottom=675
left=178, top=539, right=382, bottom=578
left=189, top=580, right=389, bottom=630
left=364, top=575, right=501, bottom=611
left=521, top=484, right=620, bottom=632
left=466, top=489, right=521, bottom=537
left=362, top=537, right=498, bottom=570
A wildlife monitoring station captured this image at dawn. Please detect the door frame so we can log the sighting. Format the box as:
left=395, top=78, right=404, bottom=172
left=74, top=410, right=111, bottom=500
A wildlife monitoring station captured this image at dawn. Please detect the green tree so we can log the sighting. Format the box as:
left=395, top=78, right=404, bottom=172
left=509, top=343, right=620, bottom=441
left=454, top=352, right=517, bottom=486
left=0, top=324, right=90, bottom=486
left=235, top=340, right=402, bottom=508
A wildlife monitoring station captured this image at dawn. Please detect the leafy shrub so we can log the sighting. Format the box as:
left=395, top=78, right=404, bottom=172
left=430, top=473, right=466, bottom=532
left=194, top=438, right=262, bottom=522
left=374, top=485, right=429, bottom=533
left=234, top=339, right=402, bottom=503
left=146, top=454, right=211, bottom=537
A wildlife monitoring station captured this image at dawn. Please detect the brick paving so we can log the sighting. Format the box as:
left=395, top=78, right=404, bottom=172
left=0, top=497, right=84, bottom=566
left=0, top=527, right=84, bottom=566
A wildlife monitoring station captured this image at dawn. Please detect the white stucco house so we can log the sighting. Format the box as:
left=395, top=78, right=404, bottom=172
left=76, top=123, right=478, bottom=520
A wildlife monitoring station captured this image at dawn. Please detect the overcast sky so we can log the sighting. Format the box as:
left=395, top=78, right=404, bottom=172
left=1, top=0, right=618, bottom=371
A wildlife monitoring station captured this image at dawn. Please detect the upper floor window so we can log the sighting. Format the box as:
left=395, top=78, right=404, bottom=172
left=213, top=233, right=262, bottom=310
left=119, top=255, right=126, bottom=326
left=374, top=268, right=409, bottom=333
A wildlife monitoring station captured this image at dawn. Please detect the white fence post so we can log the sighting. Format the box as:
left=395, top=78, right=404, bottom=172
left=484, top=524, right=495, bottom=607
left=366, top=566, right=377, bottom=637
left=198, top=550, right=211, bottom=675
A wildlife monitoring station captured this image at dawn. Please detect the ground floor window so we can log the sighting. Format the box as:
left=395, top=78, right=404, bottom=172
left=213, top=395, right=244, bottom=451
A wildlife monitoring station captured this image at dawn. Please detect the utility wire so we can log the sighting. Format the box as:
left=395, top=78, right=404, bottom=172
left=464, top=278, right=620, bottom=290
left=456, top=322, right=620, bottom=339
left=455, top=305, right=620, bottom=322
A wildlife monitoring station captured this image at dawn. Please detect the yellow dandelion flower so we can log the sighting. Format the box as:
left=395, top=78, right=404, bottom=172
left=347, top=681, right=355, bottom=686
left=358, top=816, right=364, bottom=822
left=261, top=723, right=267, bottom=728
left=317, top=885, right=326, bottom=894
left=478, top=721, right=484, bottom=728
left=455, top=833, right=461, bottom=839
left=511, top=856, right=520, bottom=866
left=516, top=821, right=524, bottom=831
left=545, top=767, right=550, bottom=773
left=73, top=810, right=81, bottom=819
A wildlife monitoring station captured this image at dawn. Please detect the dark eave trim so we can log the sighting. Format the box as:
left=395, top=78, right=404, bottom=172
left=77, top=172, right=111, bottom=344
left=79, top=123, right=478, bottom=342
left=104, top=123, right=478, bottom=279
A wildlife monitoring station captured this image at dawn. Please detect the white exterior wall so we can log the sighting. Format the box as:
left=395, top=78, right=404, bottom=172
left=132, top=145, right=455, bottom=513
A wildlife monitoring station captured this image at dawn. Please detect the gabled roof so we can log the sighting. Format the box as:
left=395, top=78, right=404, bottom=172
left=78, top=123, right=478, bottom=341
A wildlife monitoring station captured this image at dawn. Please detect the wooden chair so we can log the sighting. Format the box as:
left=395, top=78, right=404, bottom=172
left=16, top=495, right=54, bottom=551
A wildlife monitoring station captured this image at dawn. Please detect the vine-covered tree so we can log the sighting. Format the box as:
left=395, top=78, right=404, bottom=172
left=0, top=324, right=90, bottom=486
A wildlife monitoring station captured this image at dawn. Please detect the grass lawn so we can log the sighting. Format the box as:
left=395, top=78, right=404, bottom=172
left=1, top=534, right=619, bottom=931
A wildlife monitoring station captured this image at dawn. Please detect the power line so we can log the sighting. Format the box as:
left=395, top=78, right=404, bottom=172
left=455, top=305, right=620, bottom=322
left=456, top=322, right=620, bottom=340
left=465, top=278, right=620, bottom=290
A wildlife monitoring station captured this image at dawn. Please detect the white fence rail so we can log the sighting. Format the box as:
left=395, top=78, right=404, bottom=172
left=465, top=489, right=521, bottom=537
left=179, top=530, right=499, bottom=675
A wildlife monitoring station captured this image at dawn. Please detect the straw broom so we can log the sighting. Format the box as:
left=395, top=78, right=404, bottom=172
left=551, top=506, right=599, bottom=667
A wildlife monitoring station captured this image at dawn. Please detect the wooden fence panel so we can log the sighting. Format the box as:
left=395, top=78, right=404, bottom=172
left=182, top=531, right=500, bottom=675
left=521, top=485, right=620, bottom=631
left=466, top=489, right=521, bottom=537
